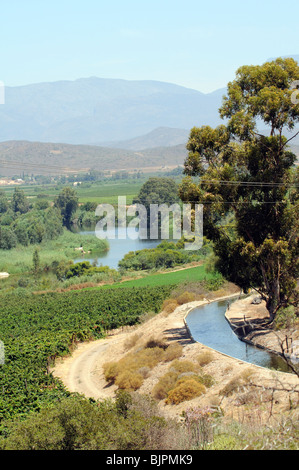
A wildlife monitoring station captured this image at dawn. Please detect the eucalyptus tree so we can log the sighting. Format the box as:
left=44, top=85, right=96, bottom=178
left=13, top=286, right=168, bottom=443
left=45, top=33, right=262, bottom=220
left=179, top=58, right=299, bottom=320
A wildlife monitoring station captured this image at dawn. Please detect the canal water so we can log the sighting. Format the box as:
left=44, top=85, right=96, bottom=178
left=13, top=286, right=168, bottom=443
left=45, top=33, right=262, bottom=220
left=74, top=226, right=292, bottom=373
left=186, top=298, right=291, bottom=372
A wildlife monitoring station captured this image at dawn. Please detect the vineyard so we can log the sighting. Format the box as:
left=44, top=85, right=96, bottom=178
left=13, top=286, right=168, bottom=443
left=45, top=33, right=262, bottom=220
left=0, top=285, right=173, bottom=426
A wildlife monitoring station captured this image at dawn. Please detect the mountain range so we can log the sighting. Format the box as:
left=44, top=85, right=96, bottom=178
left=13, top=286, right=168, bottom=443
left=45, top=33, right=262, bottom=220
left=0, top=78, right=225, bottom=145
left=0, top=55, right=298, bottom=176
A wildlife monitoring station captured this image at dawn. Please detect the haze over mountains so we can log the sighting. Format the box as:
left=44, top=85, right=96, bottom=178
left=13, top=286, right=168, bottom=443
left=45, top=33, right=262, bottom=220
left=0, top=78, right=225, bottom=146
left=0, top=54, right=298, bottom=176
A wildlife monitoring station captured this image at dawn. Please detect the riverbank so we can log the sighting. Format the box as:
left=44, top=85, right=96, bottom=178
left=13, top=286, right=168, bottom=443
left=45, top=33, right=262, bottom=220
left=225, top=295, right=299, bottom=363
left=53, top=288, right=299, bottom=426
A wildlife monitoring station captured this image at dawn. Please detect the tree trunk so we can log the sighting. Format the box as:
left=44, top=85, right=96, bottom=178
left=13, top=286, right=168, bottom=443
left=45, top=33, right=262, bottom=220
left=265, top=278, right=281, bottom=322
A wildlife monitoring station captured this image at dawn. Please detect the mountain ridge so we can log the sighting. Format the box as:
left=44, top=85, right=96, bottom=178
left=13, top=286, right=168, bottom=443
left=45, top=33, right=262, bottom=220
left=0, top=77, right=225, bottom=145
left=0, top=139, right=188, bottom=176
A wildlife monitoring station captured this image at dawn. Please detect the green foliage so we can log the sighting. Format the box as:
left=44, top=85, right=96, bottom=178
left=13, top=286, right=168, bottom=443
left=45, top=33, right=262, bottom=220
left=0, top=393, right=181, bottom=451
left=133, top=177, right=180, bottom=233
left=180, top=58, right=299, bottom=319
left=11, top=187, right=30, bottom=214
left=0, top=205, right=64, bottom=250
left=118, top=239, right=211, bottom=272
left=133, top=177, right=179, bottom=207
left=274, top=305, right=298, bottom=330
left=54, top=187, right=79, bottom=227
left=0, top=226, right=17, bottom=249
left=65, top=261, right=117, bottom=280
left=32, top=248, right=40, bottom=274
left=0, top=285, right=172, bottom=424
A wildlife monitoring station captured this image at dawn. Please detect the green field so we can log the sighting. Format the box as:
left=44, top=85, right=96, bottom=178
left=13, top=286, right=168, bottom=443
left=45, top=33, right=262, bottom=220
left=1, top=179, right=145, bottom=205
left=100, top=265, right=220, bottom=289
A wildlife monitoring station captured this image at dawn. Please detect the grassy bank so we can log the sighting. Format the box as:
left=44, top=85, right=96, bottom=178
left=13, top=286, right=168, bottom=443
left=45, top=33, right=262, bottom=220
left=0, top=229, right=109, bottom=275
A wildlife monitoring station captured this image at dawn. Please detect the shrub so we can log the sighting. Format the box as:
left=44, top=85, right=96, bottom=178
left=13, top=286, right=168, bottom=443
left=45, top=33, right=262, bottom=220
left=166, top=378, right=206, bottom=405
left=115, top=371, right=144, bottom=391
left=274, top=305, right=298, bottom=330
left=145, top=336, right=168, bottom=350
left=197, top=373, right=215, bottom=388
left=138, top=366, right=151, bottom=379
left=162, top=298, right=179, bottom=314
left=152, top=372, right=179, bottom=400
left=103, top=362, right=120, bottom=383
left=176, top=291, right=196, bottom=305
left=163, top=343, right=183, bottom=362
left=220, top=368, right=254, bottom=397
left=103, top=344, right=167, bottom=391
left=196, top=351, right=214, bottom=367
left=169, top=359, right=198, bottom=374
left=123, top=333, right=143, bottom=351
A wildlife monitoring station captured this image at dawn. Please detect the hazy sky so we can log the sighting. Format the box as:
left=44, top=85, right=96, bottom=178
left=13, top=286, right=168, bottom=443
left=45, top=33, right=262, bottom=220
left=1, top=0, right=298, bottom=93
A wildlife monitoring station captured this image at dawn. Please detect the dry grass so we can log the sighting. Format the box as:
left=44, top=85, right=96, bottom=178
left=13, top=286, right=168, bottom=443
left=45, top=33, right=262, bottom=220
left=166, top=377, right=206, bottom=405
left=220, top=368, right=255, bottom=397
left=152, top=359, right=214, bottom=404
left=162, top=298, right=179, bottom=315
left=175, top=291, right=196, bottom=305
left=103, top=339, right=184, bottom=391
left=123, top=332, right=143, bottom=351
left=196, top=351, right=214, bottom=367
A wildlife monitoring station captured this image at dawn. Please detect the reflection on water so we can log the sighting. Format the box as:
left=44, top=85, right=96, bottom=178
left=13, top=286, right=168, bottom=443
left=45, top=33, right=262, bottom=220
left=72, top=226, right=163, bottom=269
left=186, top=299, right=291, bottom=372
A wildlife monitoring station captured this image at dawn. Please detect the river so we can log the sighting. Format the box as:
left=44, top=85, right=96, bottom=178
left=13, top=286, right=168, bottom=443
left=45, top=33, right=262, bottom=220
left=72, top=226, right=163, bottom=269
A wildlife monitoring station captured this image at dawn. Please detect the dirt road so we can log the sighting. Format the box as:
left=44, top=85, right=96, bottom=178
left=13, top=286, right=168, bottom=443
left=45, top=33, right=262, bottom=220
left=52, top=295, right=299, bottom=421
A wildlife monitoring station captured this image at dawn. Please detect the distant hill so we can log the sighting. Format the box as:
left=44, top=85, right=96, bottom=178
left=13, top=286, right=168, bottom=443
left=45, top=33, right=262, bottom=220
left=0, top=140, right=188, bottom=176
left=0, top=77, right=225, bottom=145
left=1, top=137, right=297, bottom=178
left=102, top=127, right=190, bottom=150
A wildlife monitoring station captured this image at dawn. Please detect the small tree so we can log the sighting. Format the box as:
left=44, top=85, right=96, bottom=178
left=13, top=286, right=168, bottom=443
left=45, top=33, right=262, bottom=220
left=11, top=188, right=29, bottom=214
left=32, top=248, right=40, bottom=274
left=54, top=187, right=78, bottom=228
left=133, top=177, right=179, bottom=236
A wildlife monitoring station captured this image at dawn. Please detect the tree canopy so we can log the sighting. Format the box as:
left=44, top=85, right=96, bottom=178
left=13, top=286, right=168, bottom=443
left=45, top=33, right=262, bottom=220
left=54, top=186, right=78, bottom=227
left=179, top=58, right=299, bottom=319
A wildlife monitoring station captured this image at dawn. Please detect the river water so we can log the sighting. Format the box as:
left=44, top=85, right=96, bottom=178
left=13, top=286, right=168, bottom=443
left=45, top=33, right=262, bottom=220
left=73, top=227, right=162, bottom=269
left=186, top=298, right=291, bottom=372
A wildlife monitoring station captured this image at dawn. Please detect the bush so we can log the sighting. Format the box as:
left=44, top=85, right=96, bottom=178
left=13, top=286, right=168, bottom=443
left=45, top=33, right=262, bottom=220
left=220, top=368, right=254, bottom=397
left=166, top=378, right=206, bottom=405
left=103, top=346, right=166, bottom=391
left=144, top=336, right=168, bottom=350
left=103, top=362, right=120, bottom=383
left=169, top=359, right=198, bottom=374
left=152, top=359, right=213, bottom=404
left=176, top=291, right=196, bottom=305
left=115, top=371, right=144, bottom=391
left=274, top=305, right=298, bottom=330
left=152, top=372, right=179, bottom=400
left=163, top=343, right=183, bottom=362
left=162, top=298, right=179, bottom=314
left=196, top=351, right=214, bottom=367
left=123, top=332, right=143, bottom=351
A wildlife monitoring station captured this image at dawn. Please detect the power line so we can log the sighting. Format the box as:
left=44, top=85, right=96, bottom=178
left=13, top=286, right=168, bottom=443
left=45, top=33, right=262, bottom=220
left=197, top=180, right=299, bottom=188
